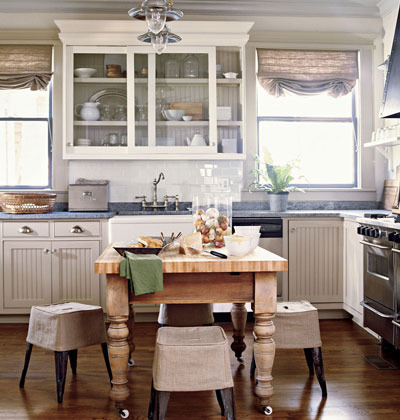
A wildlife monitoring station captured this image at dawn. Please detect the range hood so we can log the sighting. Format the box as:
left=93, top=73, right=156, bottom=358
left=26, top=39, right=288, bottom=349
left=380, top=7, right=400, bottom=118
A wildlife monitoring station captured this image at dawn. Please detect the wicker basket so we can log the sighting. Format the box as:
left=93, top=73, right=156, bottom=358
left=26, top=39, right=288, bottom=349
left=0, top=193, right=57, bottom=214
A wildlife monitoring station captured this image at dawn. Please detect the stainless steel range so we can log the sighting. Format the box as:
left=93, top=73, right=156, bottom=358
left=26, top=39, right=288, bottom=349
left=357, top=214, right=400, bottom=349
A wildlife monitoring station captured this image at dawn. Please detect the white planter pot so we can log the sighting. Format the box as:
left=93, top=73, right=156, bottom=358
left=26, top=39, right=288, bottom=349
left=268, top=192, right=289, bottom=212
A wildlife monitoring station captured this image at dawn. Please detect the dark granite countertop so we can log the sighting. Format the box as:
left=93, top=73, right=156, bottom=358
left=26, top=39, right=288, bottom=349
left=0, top=211, right=116, bottom=220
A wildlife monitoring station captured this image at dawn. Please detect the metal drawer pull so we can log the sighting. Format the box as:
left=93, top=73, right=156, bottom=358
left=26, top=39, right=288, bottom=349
left=360, top=301, right=394, bottom=318
left=70, top=225, right=83, bottom=234
left=359, top=240, right=391, bottom=250
left=393, top=320, right=400, bottom=328
left=18, top=226, right=33, bottom=234
left=43, top=249, right=50, bottom=254
left=82, top=191, right=93, bottom=197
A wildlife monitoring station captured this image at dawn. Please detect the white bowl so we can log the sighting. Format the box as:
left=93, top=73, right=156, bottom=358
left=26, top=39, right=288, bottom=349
left=223, top=72, right=238, bottom=79
left=234, top=226, right=261, bottom=234
left=224, top=235, right=253, bottom=257
left=74, top=68, right=97, bottom=78
left=76, top=138, right=92, bottom=146
left=232, top=230, right=261, bottom=251
left=182, top=116, right=192, bottom=121
left=162, top=109, right=185, bottom=121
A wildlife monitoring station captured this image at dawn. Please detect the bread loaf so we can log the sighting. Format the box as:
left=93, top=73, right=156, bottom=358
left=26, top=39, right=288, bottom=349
left=179, top=232, right=203, bottom=255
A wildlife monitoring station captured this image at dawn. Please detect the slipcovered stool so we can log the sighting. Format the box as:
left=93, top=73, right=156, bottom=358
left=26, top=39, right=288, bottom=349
left=19, top=302, right=112, bottom=403
left=251, top=301, right=327, bottom=397
left=148, top=326, right=236, bottom=420
left=158, top=303, right=214, bottom=327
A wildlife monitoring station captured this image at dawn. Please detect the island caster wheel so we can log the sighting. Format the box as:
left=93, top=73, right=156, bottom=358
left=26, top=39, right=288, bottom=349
left=237, top=357, right=244, bottom=364
left=263, top=406, right=273, bottom=416
left=119, top=408, right=129, bottom=418
left=128, top=359, right=135, bottom=367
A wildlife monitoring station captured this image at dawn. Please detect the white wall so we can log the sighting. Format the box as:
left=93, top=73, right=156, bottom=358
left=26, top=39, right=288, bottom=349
left=0, top=11, right=385, bottom=203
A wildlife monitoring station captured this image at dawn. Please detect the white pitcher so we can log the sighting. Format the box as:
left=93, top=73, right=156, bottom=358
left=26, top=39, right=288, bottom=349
left=75, top=102, right=100, bottom=121
left=186, top=131, right=207, bottom=146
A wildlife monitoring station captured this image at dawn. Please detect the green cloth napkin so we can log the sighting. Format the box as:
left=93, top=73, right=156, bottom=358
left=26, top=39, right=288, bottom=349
left=120, top=252, right=163, bottom=296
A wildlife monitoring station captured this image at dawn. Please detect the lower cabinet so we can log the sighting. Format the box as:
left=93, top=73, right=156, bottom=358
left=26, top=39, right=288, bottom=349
left=288, top=219, right=343, bottom=304
left=3, top=240, right=100, bottom=310
left=343, top=220, right=363, bottom=324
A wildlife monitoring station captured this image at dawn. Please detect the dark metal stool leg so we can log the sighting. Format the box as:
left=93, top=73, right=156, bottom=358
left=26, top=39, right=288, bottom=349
left=54, top=351, right=69, bottom=403
left=19, top=343, right=33, bottom=388
left=250, top=350, right=256, bottom=377
left=219, top=387, right=236, bottom=420
left=216, top=389, right=225, bottom=416
left=312, top=347, right=327, bottom=397
left=101, top=342, right=113, bottom=384
left=153, top=389, right=170, bottom=420
left=304, top=348, right=315, bottom=376
left=148, top=380, right=156, bottom=419
left=68, top=349, right=78, bottom=374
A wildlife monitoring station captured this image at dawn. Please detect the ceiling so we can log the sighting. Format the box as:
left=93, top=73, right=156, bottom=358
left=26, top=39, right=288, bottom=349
left=0, top=0, right=384, bottom=18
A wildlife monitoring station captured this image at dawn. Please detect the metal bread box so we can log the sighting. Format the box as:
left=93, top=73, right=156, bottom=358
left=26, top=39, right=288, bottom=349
left=68, top=184, right=109, bottom=211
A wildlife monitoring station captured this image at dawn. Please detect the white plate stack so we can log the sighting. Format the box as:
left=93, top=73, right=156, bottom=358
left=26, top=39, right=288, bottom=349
left=76, top=138, right=92, bottom=147
left=217, top=106, right=232, bottom=121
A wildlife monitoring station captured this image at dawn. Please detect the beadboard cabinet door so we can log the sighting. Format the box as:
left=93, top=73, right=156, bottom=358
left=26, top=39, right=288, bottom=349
left=288, top=219, right=343, bottom=303
left=343, top=220, right=363, bottom=324
left=3, top=241, right=52, bottom=308
left=51, top=241, right=100, bottom=305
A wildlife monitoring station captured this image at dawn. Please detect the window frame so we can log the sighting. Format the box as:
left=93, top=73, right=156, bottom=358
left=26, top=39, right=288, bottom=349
left=256, top=86, right=359, bottom=189
left=0, top=82, right=53, bottom=190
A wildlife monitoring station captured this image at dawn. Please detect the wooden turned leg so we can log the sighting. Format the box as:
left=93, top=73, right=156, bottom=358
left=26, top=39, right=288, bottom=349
left=253, top=314, right=275, bottom=410
left=54, top=351, right=69, bottom=403
left=304, top=348, right=315, bottom=376
left=107, top=317, right=130, bottom=406
left=19, top=343, right=33, bottom=388
left=68, top=349, right=78, bottom=375
left=312, top=347, right=327, bottom=397
left=153, top=390, right=170, bottom=420
left=101, top=342, right=113, bottom=385
left=218, top=388, right=236, bottom=420
left=231, top=303, right=247, bottom=362
left=127, top=304, right=135, bottom=367
left=106, top=274, right=130, bottom=410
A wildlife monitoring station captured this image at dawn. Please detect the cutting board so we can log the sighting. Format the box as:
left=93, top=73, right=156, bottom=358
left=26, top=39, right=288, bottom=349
left=170, top=102, right=203, bottom=120
left=382, top=179, right=399, bottom=210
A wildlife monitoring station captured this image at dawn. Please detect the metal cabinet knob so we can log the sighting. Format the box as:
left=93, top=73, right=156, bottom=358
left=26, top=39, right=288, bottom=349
left=19, top=226, right=33, bottom=234
left=43, top=249, right=50, bottom=254
left=70, top=225, right=84, bottom=234
left=52, top=249, right=58, bottom=254
left=290, top=228, right=296, bottom=233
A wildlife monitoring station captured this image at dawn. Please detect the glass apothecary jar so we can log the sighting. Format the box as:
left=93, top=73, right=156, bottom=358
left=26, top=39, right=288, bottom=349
left=192, top=195, right=232, bottom=247
left=183, top=54, right=199, bottom=78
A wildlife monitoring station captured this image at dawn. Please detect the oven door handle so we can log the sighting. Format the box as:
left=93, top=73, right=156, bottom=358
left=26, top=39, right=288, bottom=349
left=392, top=248, right=400, bottom=254
left=360, top=301, right=394, bottom=318
left=393, top=320, right=400, bottom=328
left=359, top=240, right=391, bottom=250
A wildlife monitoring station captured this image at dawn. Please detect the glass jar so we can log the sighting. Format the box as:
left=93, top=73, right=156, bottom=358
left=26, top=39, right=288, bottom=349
left=165, top=58, right=180, bottom=78
left=113, top=105, right=127, bottom=121
left=192, top=195, right=232, bottom=248
left=183, top=54, right=199, bottom=78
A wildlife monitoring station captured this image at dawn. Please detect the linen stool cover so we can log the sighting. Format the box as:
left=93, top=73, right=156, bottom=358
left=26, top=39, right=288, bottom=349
left=158, top=303, right=214, bottom=326
left=26, top=302, right=107, bottom=351
left=153, top=326, right=233, bottom=392
left=273, top=301, right=322, bottom=349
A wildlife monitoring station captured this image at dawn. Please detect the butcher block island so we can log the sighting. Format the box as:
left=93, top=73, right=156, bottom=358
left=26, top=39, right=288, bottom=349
left=95, top=243, right=288, bottom=417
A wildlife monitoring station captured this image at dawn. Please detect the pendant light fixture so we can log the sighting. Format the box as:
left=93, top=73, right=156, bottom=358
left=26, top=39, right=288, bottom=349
left=137, top=25, right=182, bottom=55
left=130, top=0, right=183, bottom=54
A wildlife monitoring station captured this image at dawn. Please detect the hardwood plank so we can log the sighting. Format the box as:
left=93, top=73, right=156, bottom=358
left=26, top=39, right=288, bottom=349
left=2, top=320, right=400, bottom=419
left=95, top=243, right=288, bottom=275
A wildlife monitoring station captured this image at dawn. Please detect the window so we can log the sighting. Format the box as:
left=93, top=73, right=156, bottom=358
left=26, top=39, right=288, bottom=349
left=0, top=86, right=52, bottom=188
left=257, top=82, right=358, bottom=187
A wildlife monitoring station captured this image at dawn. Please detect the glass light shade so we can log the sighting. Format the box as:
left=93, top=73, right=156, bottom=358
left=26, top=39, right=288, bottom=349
left=144, top=0, right=167, bottom=34
left=151, top=31, right=168, bottom=55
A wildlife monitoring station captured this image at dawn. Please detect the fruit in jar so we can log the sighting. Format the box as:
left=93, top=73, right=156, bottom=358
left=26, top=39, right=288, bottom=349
left=193, top=206, right=230, bottom=247
left=214, top=241, right=224, bottom=248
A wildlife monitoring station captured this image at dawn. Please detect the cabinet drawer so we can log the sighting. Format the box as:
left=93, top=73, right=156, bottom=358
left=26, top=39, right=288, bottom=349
left=3, top=221, right=49, bottom=237
left=54, top=221, right=100, bottom=237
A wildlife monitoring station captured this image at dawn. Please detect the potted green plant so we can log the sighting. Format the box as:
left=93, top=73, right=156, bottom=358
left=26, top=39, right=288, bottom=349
left=249, top=154, right=303, bottom=212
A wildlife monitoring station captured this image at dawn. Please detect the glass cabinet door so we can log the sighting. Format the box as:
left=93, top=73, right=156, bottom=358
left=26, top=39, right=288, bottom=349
left=66, top=47, right=128, bottom=154
left=131, top=46, right=217, bottom=154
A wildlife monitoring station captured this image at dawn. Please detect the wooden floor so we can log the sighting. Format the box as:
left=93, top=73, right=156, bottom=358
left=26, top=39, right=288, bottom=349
left=1, top=319, right=400, bottom=420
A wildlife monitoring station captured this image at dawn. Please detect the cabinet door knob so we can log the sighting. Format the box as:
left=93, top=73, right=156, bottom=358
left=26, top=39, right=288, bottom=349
left=52, top=249, right=58, bottom=254
left=70, top=225, right=83, bottom=234
left=290, top=228, right=296, bottom=233
left=19, top=226, right=33, bottom=234
left=43, top=249, right=50, bottom=254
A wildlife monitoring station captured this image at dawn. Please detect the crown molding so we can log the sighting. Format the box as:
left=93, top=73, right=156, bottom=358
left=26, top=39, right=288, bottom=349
left=378, top=0, right=399, bottom=17
left=0, top=1, right=382, bottom=18
left=0, top=29, right=59, bottom=41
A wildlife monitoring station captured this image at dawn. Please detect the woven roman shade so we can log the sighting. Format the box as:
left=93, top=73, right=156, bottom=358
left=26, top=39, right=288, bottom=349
left=257, top=49, right=359, bottom=98
left=0, top=45, right=53, bottom=90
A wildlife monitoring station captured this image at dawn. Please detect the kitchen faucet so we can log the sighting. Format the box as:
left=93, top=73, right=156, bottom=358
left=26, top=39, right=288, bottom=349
left=135, top=172, right=179, bottom=211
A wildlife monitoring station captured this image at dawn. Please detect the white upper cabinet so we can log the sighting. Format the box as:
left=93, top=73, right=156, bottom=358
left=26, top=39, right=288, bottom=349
left=56, top=20, right=252, bottom=160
